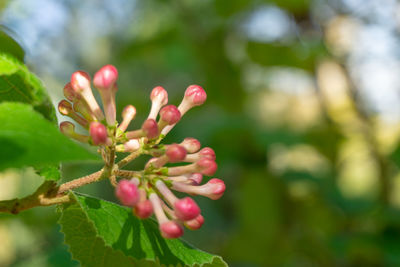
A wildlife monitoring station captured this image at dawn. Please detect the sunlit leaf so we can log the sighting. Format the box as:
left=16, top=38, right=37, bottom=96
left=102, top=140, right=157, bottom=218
left=0, top=102, right=99, bottom=177
left=59, top=192, right=228, bottom=267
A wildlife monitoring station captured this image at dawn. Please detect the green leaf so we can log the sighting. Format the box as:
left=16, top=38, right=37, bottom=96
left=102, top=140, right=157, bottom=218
left=0, top=53, right=56, bottom=123
left=59, top=192, right=227, bottom=267
left=36, top=164, right=61, bottom=181
left=0, top=27, right=25, bottom=62
left=0, top=102, right=99, bottom=175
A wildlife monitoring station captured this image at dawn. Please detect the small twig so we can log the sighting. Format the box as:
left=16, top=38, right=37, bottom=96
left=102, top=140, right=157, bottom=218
left=117, top=149, right=142, bottom=168
left=0, top=182, right=70, bottom=214
left=115, top=170, right=142, bottom=178
left=58, top=170, right=103, bottom=194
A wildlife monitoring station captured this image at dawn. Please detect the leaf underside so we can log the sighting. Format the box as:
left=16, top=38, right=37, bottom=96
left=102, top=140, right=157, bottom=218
left=59, top=192, right=228, bottom=267
left=0, top=52, right=56, bottom=123
left=0, top=102, right=99, bottom=179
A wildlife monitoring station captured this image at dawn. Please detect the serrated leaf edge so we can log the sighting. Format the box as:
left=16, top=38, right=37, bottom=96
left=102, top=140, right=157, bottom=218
left=58, top=192, right=227, bottom=267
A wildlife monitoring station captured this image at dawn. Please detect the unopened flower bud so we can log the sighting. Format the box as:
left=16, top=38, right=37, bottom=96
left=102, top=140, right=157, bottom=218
left=118, top=105, right=136, bottom=132
left=161, top=85, right=206, bottom=136
left=185, top=147, right=216, bottom=162
left=172, top=178, right=225, bottom=200
left=73, top=99, right=96, bottom=122
left=177, top=85, right=207, bottom=117
left=180, top=138, right=201, bottom=153
left=166, top=144, right=187, bottom=163
left=116, top=179, right=139, bottom=207
left=174, top=197, right=201, bottom=221
left=134, top=200, right=153, bottom=219
left=59, top=121, right=89, bottom=143
left=117, top=139, right=140, bottom=152
left=63, top=82, right=79, bottom=102
left=196, top=158, right=217, bottom=176
left=149, top=193, right=184, bottom=239
left=93, top=64, right=118, bottom=90
left=93, top=65, right=118, bottom=125
left=189, top=173, right=203, bottom=185
left=184, top=214, right=204, bottom=230
left=142, top=119, right=159, bottom=139
left=89, top=122, right=108, bottom=145
left=148, top=86, right=168, bottom=120
left=159, top=105, right=181, bottom=126
left=70, top=71, right=104, bottom=120
left=160, top=221, right=184, bottom=239
left=58, top=100, right=88, bottom=128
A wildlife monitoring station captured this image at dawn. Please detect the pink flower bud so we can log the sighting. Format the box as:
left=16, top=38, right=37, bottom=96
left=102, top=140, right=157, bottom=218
left=149, top=193, right=183, bottom=238
left=150, top=86, right=168, bottom=105
left=185, top=85, right=207, bottom=106
left=63, top=82, right=79, bottom=102
left=206, top=178, right=226, bottom=199
left=159, top=105, right=181, bottom=125
left=142, top=119, right=159, bottom=139
left=160, top=221, right=184, bottom=239
left=166, top=144, right=187, bottom=163
left=148, top=86, right=168, bottom=120
left=134, top=200, right=153, bottom=219
left=174, top=197, right=200, bottom=221
left=199, top=147, right=216, bottom=161
left=172, top=178, right=225, bottom=200
left=118, top=105, right=136, bottom=132
left=116, top=179, right=139, bottom=207
left=161, top=85, right=206, bottom=136
left=70, top=71, right=104, bottom=121
left=184, top=214, right=204, bottom=230
left=196, top=158, right=217, bottom=176
left=89, top=122, right=108, bottom=145
left=93, top=64, right=118, bottom=90
left=180, top=138, right=201, bottom=153
left=92, top=65, right=118, bottom=125
left=70, top=71, right=91, bottom=93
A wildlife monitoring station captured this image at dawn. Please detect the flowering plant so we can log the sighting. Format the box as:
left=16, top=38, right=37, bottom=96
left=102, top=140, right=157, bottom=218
left=58, top=65, right=225, bottom=238
left=0, top=52, right=228, bottom=266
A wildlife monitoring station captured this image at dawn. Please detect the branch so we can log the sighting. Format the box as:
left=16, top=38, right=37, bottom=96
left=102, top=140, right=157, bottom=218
left=0, top=181, right=70, bottom=214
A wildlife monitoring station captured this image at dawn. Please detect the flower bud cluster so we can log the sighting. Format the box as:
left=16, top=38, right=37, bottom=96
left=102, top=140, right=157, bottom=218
left=58, top=65, right=225, bottom=239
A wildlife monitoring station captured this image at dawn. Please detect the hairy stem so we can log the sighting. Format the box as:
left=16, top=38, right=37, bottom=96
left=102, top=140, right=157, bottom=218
left=58, top=170, right=104, bottom=194
left=117, top=149, right=142, bottom=168
left=0, top=140, right=144, bottom=214
left=116, top=170, right=142, bottom=178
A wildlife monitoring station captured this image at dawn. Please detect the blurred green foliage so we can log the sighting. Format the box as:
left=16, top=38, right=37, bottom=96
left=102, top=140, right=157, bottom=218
left=1, top=0, right=400, bottom=266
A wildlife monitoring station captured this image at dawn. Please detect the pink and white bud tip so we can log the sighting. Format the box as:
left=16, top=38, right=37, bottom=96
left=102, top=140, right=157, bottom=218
left=180, top=138, right=201, bottom=153
left=70, top=71, right=91, bottom=93
left=196, top=158, right=217, bottom=176
left=150, top=86, right=168, bottom=106
left=93, top=64, right=118, bottom=91
left=185, top=85, right=207, bottom=106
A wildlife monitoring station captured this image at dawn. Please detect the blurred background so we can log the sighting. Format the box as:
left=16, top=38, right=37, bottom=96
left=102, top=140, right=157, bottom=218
left=1, top=0, right=400, bottom=266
